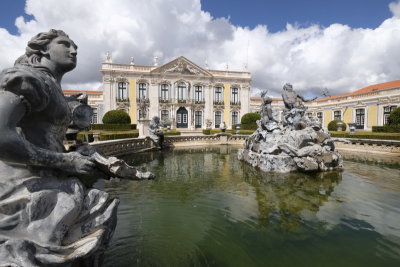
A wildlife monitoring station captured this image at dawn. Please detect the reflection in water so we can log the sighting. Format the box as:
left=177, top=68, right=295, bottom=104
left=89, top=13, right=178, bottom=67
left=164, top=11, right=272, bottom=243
left=102, top=146, right=400, bottom=267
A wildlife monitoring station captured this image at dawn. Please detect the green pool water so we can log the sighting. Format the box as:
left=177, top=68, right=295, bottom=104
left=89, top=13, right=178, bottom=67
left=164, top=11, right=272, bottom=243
left=101, top=146, right=400, bottom=267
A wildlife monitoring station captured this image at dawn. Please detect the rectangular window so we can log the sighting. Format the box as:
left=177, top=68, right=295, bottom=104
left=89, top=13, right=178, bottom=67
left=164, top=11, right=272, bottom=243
left=195, top=111, right=202, bottom=128
left=232, top=112, right=238, bottom=125
left=183, top=113, right=187, bottom=123
left=306, top=112, right=312, bottom=119
left=231, top=88, right=239, bottom=104
left=215, top=111, right=222, bottom=128
left=161, top=84, right=169, bottom=100
left=178, top=82, right=186, bottom=100
left=161, top=110, right=169, bottom=121
left=118, top=82, right=127, bottom=100
left=317, top=112, right=323, bottom=122
left=195, top=86, right=202, bottom=102
left=384, top=105, right=397, bottom=125
left=138, top=83, right=147, bottom=99
left=356, top=108, right=365, bottom=129
left=91, top=108, right=98, bottom=124
left=334, top=111, right=341, bottom=121
left=215, top=87, right=222, bottom=103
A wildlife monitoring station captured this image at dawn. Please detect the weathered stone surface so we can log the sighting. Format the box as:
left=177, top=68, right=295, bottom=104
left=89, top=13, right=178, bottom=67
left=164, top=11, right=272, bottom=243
left=0, top=30, right=152, bottom=266
left=238, top=85, right=343, bottom=173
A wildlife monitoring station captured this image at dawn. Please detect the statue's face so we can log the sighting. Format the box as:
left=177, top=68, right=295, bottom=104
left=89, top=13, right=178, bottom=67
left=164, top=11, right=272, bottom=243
left=47, top=36, right=77, bottom=72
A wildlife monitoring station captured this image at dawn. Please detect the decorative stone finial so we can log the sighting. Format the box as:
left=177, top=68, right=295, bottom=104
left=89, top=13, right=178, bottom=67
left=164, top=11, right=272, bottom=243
left=226, top=63, right=229, bottom=70
left=205, top=60, right=209, bottom=69
left=105, top=51, right=112, bottom=63
left=153, top=56, right=159, bottom=66
left=130, top=57, right=135, bottom=65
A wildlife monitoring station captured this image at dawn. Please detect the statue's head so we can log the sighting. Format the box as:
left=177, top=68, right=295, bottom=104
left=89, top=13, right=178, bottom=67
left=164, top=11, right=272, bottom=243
left=152, top=116, right=160, bottom=123
left=283, top=83, right=293, bottom=91
left=15, top=29, right=78, bottom=73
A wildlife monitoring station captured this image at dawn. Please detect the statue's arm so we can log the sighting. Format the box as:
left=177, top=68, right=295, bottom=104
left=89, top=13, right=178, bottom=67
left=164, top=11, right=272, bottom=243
left=0, top=91, right=95, bottom=175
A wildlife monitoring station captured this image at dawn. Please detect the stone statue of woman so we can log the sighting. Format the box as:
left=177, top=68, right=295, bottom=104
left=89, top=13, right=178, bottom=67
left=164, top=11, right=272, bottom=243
left=0, top=30, right=118, bottom=266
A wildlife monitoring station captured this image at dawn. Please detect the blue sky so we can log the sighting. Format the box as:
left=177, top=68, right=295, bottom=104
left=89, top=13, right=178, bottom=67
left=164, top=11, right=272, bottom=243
left=2, top=0, right=395, bottom=34
left=0, top=0, right=399, bottom=96
left=201, top=0, right=394, bottom=31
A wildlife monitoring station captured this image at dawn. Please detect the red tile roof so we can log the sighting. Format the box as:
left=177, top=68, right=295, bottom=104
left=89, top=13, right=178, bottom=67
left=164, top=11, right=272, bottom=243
left=316, top=80, right=400, bottom=102
left=63, top=89, right=103, bottom=94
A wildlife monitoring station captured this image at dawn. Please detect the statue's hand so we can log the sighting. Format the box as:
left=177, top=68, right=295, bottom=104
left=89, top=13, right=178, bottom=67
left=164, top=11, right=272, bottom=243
left=61, top=152, right=96, bottom=175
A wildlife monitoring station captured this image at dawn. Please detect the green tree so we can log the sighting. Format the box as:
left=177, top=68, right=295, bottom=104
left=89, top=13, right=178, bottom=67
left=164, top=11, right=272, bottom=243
left=388, top=107, right=400, bottom=125
left=102, top=110, right=131, bottom=124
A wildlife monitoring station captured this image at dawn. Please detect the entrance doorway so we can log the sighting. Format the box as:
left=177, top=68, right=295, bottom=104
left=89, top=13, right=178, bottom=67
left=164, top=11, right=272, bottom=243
left=176, top=107, right=188, bottom=128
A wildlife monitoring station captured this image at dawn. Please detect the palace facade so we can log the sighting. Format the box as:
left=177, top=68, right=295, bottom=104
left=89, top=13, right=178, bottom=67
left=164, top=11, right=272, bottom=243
left=101, top=56, right=251, bottom=131
left=250, top=80, right=400, bottom=131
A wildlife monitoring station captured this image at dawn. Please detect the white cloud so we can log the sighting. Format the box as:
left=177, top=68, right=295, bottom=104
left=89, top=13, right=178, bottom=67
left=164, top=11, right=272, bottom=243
left=1, top=0, right=400, bottom=97
left=390, top=1, right=400, bottom=18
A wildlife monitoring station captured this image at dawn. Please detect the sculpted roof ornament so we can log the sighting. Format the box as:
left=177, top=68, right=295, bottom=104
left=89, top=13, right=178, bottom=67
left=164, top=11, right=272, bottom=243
left=151, top=56, right=213, bottom=77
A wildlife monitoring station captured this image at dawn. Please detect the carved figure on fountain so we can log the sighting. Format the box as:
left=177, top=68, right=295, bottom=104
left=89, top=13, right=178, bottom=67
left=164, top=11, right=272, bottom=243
left=238, top=84, right=342, bottom=173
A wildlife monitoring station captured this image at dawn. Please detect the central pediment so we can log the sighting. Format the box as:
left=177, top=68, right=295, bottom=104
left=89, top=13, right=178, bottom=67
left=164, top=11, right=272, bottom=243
left=150, top=56, right=213, bottom=77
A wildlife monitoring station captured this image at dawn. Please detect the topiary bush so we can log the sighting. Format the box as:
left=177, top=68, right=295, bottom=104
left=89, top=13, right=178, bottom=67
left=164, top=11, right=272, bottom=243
left=241, top=112, right=261, bottom=124
left=240, top=112, right=261, bottom=131
left=327, top=120, right=347, bottom=131
left=388, top=107, right=400, bottom=125
left=102, top=110, right=131, bottom=124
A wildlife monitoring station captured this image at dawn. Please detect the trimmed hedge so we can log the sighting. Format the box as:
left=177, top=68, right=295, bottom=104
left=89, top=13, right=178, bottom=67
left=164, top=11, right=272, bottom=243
left=372, top=125, right=400, bottom=133
left=77, top=132, right=139, bottom=141
left=330, top=132, right=400, bottom=141
left=164, top=130, right=181, bottom=136
left=328, top=120, right=347, bottom=131
left=203, top=129, right=211, bottom=135
left=102, top=110, right=131, bottom=124
left=240, top=113, right=261, bottom=131
left=240, top=123, right=258, bottom=130
left=202, top=129, right=248, bottom=135
left=91, top=124, right=137, bottom=131
left=237, top=130, right=254, bottom=135
left=241, top=112, right=261, bottom=124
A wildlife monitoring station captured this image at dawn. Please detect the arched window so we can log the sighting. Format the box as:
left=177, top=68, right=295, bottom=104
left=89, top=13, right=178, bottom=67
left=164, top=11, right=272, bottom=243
left=118, top=82, right=127, bottom=100
left=138, top=83, right=147, bottom=99
left=215, top=111, right=222, bottom=128
left=178, top=82, right=186, bottom=100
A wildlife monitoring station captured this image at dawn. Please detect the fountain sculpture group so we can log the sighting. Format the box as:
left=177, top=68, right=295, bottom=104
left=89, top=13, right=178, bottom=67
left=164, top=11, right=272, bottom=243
left=238, top=83, right=343, bottom=173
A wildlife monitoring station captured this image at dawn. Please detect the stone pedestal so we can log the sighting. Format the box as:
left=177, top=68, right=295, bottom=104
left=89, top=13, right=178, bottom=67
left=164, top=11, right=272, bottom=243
left=138, top=119, right=150, bottom=138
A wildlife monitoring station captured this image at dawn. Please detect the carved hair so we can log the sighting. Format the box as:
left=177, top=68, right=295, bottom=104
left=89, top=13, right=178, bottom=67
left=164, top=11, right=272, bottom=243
left=14, top=29, right=76, bottom=66
left=283, top=83, right=293, bottom=91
